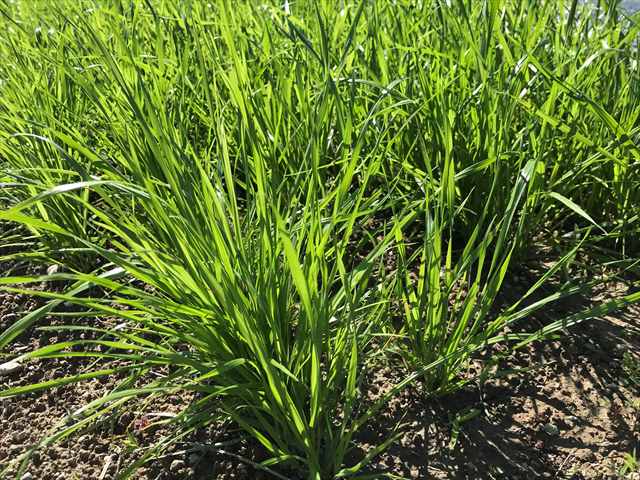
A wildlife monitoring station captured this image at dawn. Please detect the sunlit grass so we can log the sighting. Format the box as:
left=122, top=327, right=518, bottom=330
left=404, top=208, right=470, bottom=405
left=0, top=1, right=639, bottom=478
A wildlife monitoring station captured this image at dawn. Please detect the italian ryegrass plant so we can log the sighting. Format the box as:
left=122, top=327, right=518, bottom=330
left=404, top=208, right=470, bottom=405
left=0, top=9, right=106, bottom=264
left=393, top=158, right=537, bottom=394
left=2, top=0, right=639, bottom=254
left=353, top=0, right=640, bottom=254
left=0, top=38, right=397, bottom=480
left=0, top=2, right=409, bottom=478
left=393, top=158, right=640, bottom=396
left=1, top=0, right=640, bottom=478
left=0, top=168, right=397, bottom=479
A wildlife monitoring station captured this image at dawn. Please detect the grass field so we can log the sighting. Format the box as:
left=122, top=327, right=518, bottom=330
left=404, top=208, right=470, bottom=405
left=0, top=1, right=639, bottom=479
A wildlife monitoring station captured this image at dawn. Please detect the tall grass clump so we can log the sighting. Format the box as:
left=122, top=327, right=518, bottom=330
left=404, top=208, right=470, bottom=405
left=1, top=2, right=404, bottom=477
left=355, top=0, right=640, bottom=255
left=0, top=0, right=639, bottom=478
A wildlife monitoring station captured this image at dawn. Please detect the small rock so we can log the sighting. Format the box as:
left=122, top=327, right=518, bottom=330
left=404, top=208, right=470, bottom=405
left=94, top=442, right=108, bottom=453
left=170, top=459, right=185, bottom=474
left=22, top=473, right=33, bottom=480
left=565, top=415, right=579, bottom=428
left=542, top=423, right=559, bottom=436
left=9, top=445, right=22, bottom=455
left=410, top=466, right=420, bottom=479
left=0, top=359, right=22, bottom=376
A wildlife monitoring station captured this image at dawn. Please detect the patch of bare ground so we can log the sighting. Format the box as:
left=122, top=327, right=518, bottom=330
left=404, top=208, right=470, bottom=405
left=356, top=304, right=639, bottom=479
left=1, top=257, right=638, bottom=479
left=0, top=260, right=265, bottom=480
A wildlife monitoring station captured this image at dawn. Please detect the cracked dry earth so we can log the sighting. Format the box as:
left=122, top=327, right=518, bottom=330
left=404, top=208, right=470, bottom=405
left=0, top=263, right=639, bottom=479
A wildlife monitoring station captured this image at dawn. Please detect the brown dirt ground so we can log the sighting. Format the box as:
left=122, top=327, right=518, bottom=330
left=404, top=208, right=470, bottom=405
left=1, top=261, right=638, bottom=480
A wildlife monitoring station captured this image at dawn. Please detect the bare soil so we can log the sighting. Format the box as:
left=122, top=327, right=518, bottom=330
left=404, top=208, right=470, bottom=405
left=1, top=262, right=638, bottom=480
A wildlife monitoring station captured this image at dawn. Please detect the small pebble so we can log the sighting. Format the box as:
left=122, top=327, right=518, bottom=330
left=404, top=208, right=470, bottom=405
left=0, top=359, right=22, bottom=376
left=170, top=459, right=185, bottom=473
left=565, top=415, right=579, bottom=428
left=542, top=423, right=559, bottom=436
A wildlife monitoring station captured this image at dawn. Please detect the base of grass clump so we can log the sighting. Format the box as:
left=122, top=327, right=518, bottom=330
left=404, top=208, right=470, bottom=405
left=2, top=289, right=638, bottom=479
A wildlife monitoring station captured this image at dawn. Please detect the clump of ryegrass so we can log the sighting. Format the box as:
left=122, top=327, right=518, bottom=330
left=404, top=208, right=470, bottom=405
left=0, top=1, right=639, bottom=478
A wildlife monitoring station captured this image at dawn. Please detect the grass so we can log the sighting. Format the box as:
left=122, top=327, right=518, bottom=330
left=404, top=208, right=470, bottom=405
left=620, top=450, right=639, bottom=477
left=0, top=0, right=639, bottom=478
left=623, top=350, right=640, bottom=387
